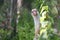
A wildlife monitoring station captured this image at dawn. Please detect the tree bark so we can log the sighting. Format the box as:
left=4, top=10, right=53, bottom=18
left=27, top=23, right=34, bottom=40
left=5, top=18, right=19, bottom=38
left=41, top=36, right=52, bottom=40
left=17, top=0, right=22, bottom=24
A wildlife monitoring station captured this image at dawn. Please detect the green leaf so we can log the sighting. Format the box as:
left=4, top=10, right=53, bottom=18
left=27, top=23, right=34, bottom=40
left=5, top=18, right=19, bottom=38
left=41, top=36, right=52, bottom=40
left=40, top=6, right=48, bottom=14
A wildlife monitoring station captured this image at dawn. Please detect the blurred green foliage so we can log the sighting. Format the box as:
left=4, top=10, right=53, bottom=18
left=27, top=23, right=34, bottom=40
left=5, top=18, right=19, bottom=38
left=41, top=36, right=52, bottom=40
left=0, top=0, right=60, bottom=40
left=18, top=8, right=34, bottom=40
left=32, top=0, right=60, bottom=40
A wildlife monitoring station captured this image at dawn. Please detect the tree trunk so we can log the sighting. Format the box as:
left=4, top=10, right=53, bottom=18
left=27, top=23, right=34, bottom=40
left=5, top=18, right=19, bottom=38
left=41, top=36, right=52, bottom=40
left=17, top=0, right=22, bottom=24
left=12, top=0, right=17, bottom=36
